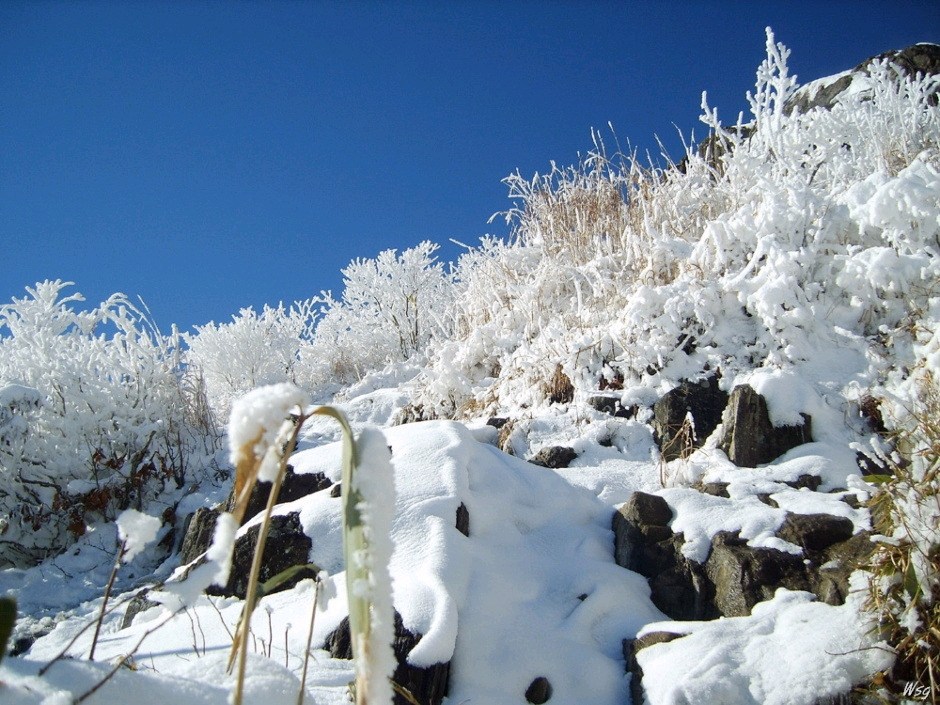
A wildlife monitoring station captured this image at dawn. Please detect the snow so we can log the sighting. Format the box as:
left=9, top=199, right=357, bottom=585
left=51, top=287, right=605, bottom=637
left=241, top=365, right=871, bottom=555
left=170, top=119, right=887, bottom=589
left=3, top=31, right=937, bottom=705
left=115, top=510, right=161, bottom=563
left=636, top=583, right=893, bottom=705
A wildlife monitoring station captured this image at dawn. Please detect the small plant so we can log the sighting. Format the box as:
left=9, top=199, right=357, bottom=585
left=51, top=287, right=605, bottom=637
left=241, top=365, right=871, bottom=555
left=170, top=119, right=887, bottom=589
left=224, top=383, right=397, bottom=705
left=864, top=372, right=940, bottom=703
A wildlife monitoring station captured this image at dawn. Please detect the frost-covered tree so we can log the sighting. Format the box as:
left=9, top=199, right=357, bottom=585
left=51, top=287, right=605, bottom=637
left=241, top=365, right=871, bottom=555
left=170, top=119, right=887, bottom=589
left=310, top=241, right=455, bottom=382
left=185, top=301, right=319, bottom=420
left=0, top=281, right=216, bottom=567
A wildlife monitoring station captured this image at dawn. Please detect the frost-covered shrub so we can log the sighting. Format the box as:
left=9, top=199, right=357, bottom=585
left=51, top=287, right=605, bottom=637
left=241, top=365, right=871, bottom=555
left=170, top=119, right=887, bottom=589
left=185, top=301, right=320, bottom=420
left=417, top=29, right=940, bottom=418
left=310, top=241, right=455, bottom=383
left=0, top=281, right=216, bottom=567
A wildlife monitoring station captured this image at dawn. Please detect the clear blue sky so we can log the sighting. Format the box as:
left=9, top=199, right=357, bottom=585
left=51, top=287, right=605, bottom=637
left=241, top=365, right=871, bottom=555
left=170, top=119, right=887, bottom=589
left=1, top=1, right=937, bottom=334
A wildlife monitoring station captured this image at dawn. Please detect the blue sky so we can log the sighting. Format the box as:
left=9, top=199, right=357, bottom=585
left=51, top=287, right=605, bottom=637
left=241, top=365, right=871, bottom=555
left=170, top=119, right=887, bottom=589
left=1, top=1, right=936, bottom=334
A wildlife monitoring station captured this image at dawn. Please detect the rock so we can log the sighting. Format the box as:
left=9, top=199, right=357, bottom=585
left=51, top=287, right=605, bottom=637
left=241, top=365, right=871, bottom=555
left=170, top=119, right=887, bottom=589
left=624, top=632, right=685, bottom=705
left=456, top=502, right=470, bottom=537
left=179, top=506, right=220, bottom=565
left=228, top=465, right=332, bottom=526
left=586, top=395, right=633, bottom=418
left=704, top=531, right=811, bottom=617
left=652, top=376, right=728, bottom=461
left=121, top=592, right=160, bottom=629
left=718, top=385, right=811, bottom=467
left=486, top=417, right=509, bottom=429
left=786, top=43, right=940, bottom=115
left=612, top=492, right=673, bottom=570
left=529, top=446, right=578, bottom=469
left=776, top=513, right=854, bottom=554
left=701, top=482, right=730, bottom=498
left=812, top=531, right=875, bottom=606
left=525, top=676, right=553, bottom=704
left=208, top=512, right=316, bottom=599
left=326, top=612, right=450, bottom=705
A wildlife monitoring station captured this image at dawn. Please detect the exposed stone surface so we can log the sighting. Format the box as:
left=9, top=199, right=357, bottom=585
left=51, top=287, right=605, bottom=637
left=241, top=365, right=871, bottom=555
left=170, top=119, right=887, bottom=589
left=228, top=465, right=332, bottom=526
left=786, top=42, right=940, bottom=114
left=718, top=385, right=812, bottom=466
left=179, top=506, right=221, bottom=565
left=208, top=512, right=315, bottom=599
left=529, top=445, right=578, bottom=469
left=456, top=502, right=470, bottom=537
left=777, top=513, right=854, bottom=554
left=704, top=531, right=812, bottom=617
left=121, top=592, right=160, bottom=629
left=525, top=676, right=553, bottom=704
left=652, top=376, right=728, bottom=461
left=613, top=495, right=869, bottom=620
left=486, top=417, right=509, bottom=429
left=586, top=395, right=634, bottom=418
left=624, top=632, right=685, bottom=705
left=326, top=612, right=450, bottom=705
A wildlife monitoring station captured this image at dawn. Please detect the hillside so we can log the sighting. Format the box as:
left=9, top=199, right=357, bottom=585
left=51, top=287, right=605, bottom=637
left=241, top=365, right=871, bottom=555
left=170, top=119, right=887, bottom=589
left=1, top=30, right=939, bottom=705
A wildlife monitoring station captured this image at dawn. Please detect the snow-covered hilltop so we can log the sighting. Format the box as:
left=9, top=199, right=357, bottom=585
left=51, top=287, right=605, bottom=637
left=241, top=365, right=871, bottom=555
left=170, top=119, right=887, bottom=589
left=2, top=30, right=939, bottom=705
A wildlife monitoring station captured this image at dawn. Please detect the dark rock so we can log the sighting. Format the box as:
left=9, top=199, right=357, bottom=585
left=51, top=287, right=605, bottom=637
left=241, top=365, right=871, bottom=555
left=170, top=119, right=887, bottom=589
left=121, top=592, right=160, bottom=629
left=652, top=376, right=728, bottom=461
left=456, top=502, right=470, bottom=537
left=704, top=531, right=811, bottom=616
left=701, top=482, right=730, bottom=498
left=786, top=474, right=822, bottom=492
left=179, top=506, right=220, bottom=565
left=209, top=512, right=315, bottom=599
left=777, top=513, right=854, bottom=554
left=625, top=632, right=685, bottom=705
left=326, top=612, right=450, bottom=705
left=586, top=395, right=634, bottom=418
left=486, top=417, right=509, bottom=429
left=228, top=465, right=332, bottom=526
left=786, top=43, right=940, bottom=115
left=529, top=446, right=578, bottom=469
left=812, top=531, right=875, bottom=606
left=718, top=385, right=811, bottom=467
left=612, top=492, right=673, bottom=570
left=330, top=483, right=342, bottom=498
left=525, top=676, right=553, bottom=704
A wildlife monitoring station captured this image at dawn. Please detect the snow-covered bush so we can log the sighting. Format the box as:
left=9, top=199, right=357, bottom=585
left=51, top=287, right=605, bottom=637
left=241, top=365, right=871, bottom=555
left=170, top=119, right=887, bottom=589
left=0, top=281, right=216, bottom=567
left=417, top=29, right=940, bottom=419
left=310, top=241, right=455, bottom=383
left=185, top=301, right=319, bottom=420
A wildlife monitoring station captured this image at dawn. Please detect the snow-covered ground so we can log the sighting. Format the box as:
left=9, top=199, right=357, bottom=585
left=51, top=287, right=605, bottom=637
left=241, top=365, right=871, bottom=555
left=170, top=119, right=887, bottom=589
left=2, top=31, right=938, bottom=705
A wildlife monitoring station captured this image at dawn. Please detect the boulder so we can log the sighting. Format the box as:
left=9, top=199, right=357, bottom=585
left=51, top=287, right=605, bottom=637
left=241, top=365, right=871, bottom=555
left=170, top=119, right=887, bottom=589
left=326, top=611, right=450, bottom=705
left=586, top=395, right=634, bottom=418
left=179, top=506, right=221, bottom=566
left=208, top=512, right=316, bottom=599
left=529, top=446, right=578, bottom=469
left=524, top=676, right=553, bottom=704
left=652, top=376, right=728, bottom=461
left=624, top=632, right=685, bottom=705
left=228, top=465, right=332, bottom=526
left=704, top=531, right=811, bottom=617
left=776, top=513, right=854, bottom=555
left=718, top=385, right=811, bottom=467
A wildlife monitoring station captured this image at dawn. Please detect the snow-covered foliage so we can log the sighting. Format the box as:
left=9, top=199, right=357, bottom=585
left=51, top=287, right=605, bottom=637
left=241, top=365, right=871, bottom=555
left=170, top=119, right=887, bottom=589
left=310, top=241, right=455, bottom=384
left=417, top=29, right=940, bottom=419
left=186, top=301, right=320, bottom=421
left=0, top=280, right=217, bottom=568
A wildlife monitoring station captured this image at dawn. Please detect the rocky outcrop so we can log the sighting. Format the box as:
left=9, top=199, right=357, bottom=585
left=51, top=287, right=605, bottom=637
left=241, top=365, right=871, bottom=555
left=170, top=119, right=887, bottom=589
left=529, top=445, right=578, bottom=469
left=718, top=385, right=812, bottom=467
left=786, top=42, right=940, bottom=115
left=227, top=465, right=332, bottom=526
left=652, top=376, right=728, bottom=461
left=208, top=511, right=317, bottom=599
left=613, top=492, right=871, bottom=621
left=326, top=612, right=450, bottom=705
